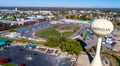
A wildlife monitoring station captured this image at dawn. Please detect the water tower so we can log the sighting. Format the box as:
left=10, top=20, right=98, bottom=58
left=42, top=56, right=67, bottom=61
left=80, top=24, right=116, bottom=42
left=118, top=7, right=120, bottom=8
left=90, top=19, right=114, bottom=66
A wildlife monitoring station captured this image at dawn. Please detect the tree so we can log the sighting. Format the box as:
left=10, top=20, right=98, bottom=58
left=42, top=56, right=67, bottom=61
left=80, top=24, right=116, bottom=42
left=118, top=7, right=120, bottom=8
left=45, top=37, right=60, bottom=47
left=2, top=13, right=7, bottom=18
left=2, top=13, right=8, bottom=20
left=87, top=16, right=93, bottom=20
left=11, top=16, right=16, bottom=21
left=66, top=15, right=72, bottom=19
left=73, top=15, right=79, bottom=20
left=60, top=39, right=82, bottom=55
left=59, top=36, right=67, bottom=43
left=45, top=36, right=82, bottom=55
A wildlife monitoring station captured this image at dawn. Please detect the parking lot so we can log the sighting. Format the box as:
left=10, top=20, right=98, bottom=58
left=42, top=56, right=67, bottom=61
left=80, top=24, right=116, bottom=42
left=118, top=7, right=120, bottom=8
left=0, top=46, right=71, bottom=66
left=15, top=22, right=52, bottom=41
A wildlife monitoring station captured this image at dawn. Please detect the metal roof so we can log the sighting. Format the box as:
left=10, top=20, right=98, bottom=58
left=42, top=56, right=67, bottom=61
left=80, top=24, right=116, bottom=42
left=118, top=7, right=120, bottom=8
left=0, top=38, right=8, bottom=46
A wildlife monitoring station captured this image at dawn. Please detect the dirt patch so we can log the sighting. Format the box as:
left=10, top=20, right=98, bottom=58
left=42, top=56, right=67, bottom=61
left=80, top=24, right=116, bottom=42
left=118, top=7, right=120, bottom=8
left=56, top=24, right=79, bottom=32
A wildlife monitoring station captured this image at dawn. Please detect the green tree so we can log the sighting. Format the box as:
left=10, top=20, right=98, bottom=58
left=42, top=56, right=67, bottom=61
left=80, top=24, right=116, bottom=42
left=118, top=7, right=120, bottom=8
left=2, top=13, right=8, bottom=20
left=66, top=15, right=72, bottom=19
left=73, top=15, right=79, bottom=20
left=11, top=16, right=16, bottom=21
left=59, top=36, right=67, bottom=43
left=60, top=39, right=82, bottom=55
left=87, top=16, right=93, bottom=20
left=45, top=37, right=60, bottom=47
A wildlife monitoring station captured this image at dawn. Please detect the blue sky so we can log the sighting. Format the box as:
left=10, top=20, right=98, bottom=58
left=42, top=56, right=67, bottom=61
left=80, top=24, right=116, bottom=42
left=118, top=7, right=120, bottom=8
left=0, top=0, right=120, bottom=8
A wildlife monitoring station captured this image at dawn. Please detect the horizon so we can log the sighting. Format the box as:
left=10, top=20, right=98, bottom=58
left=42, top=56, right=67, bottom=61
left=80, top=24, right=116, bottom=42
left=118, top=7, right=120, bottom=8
left=0, top=0, right=120, bottom=8
left=0, top=6, right=120, bottom=9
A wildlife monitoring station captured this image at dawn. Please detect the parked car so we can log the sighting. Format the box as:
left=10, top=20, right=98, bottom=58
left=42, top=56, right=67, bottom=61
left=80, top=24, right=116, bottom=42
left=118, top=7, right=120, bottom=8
left=111, top=42, right=117, bottom=46
left=0, top=58, right=10, bottom=64
left=18, top=63, right=25, bottom=66
left=118, top=40, right=120, bottom=42
left=112, top=38, right=116, bottom=41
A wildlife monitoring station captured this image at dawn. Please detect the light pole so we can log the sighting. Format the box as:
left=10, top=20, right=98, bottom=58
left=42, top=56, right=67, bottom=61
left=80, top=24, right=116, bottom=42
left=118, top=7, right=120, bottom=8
left=60, top=31, right=63, bottom=36
left=90, top=19, right=114, bottom=66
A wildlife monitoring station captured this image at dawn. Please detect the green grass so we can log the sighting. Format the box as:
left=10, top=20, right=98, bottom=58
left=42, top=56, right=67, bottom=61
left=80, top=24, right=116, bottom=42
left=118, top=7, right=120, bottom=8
left=2, top=63, right=16, bottom=66
left=0, top=18, right=7, bottom=20
left=35, top=24, right=79, bottom=39
left=103, top=51, right=120, bottom=66
left=59, top=25, right=72, bottom=30
left=4, top=37, right=44, bottom=45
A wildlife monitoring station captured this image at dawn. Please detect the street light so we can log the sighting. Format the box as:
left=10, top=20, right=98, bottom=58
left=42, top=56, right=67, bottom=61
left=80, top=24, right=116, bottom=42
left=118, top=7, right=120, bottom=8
left=91, top=19, right=114, bottom=66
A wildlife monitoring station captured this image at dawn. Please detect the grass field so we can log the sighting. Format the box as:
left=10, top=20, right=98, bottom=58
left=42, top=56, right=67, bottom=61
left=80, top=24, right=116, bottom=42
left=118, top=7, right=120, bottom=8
left=35, top=24, right=80, bottom=39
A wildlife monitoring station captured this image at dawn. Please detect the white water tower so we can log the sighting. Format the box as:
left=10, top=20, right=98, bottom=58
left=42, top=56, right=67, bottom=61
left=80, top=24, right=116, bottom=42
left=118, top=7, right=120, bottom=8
left=91, top=19, right=114, bottom=66
left=15, top=8, right=18, bottom=11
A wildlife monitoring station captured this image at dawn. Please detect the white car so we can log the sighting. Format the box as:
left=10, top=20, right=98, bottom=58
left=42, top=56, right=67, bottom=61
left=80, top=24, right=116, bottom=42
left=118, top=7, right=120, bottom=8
left=28, top=38, right=35, bottom=40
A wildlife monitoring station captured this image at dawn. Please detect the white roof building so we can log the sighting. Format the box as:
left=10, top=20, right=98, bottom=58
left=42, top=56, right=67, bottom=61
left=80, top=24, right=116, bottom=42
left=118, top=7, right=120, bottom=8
left=50, top=19, right=89, bottom=25
left=5, top=32, right=21, bottom=38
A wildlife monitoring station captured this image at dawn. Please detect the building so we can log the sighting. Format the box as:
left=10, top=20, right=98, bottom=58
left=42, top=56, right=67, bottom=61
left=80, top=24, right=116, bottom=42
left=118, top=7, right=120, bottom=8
left=0, top=20, right=38, bottom=26
left=0, top=9, right=16, bottom=13
left=5, top=32, right=21, bottom=38
left=0, top=38, right=11, bottom=48
left=50, top=19, right=89, bottom=25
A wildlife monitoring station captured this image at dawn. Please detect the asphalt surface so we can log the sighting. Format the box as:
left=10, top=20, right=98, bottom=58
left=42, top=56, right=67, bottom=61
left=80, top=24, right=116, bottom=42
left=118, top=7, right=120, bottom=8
left=72, top=25, right=98, bottom=48
left=72, top=25, right=112, bottom=49
left=15, top=22, right=52, bottom=39
left=0, top=46, right=71, bottom=66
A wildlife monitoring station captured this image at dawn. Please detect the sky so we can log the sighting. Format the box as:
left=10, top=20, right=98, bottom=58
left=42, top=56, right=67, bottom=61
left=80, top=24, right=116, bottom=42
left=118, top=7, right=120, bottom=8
left=0, top=0, right=120, bottom=8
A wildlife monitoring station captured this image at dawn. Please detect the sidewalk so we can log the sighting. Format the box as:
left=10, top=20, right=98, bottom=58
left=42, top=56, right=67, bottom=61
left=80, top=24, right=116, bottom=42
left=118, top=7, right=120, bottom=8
left=75, top=54, right=90, bottom=66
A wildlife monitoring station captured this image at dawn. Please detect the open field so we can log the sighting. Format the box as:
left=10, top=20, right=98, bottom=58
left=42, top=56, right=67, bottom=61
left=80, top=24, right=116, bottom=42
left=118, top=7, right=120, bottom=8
left=35, top=24, right=80, bottom=39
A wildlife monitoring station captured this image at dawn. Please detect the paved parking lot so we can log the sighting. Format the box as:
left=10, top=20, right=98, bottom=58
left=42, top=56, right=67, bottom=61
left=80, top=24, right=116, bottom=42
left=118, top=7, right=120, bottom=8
left=15, top=22, right=52, bottom=39
left=73, top=26, right=98, bottom=48
left=0, top=46, right=71, bottom=66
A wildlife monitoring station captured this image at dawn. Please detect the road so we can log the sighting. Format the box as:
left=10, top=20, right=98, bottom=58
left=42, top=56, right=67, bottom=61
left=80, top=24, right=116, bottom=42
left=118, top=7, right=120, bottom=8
left=71, top=25, right=98, bottom=48
left=15, top=22, right=52, bottom=40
